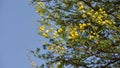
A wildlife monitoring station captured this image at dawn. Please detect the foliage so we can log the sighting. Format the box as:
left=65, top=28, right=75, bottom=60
left=30, top=0, right=120, bottom=68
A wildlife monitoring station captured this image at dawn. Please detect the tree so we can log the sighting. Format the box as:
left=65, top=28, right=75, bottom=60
left=30, top=0, right=120, bottom=68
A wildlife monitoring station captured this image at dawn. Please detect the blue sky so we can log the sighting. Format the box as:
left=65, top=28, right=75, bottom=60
left=0, top=0, right=45, bottom=68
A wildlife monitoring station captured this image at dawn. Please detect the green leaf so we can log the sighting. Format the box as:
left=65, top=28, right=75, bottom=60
left=36, top=48, right=40, bottom=53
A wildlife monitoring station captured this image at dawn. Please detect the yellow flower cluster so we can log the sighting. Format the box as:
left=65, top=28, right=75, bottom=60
left=82, top=13, right=87, bottom=18
left=78, top=5, right=85, bottom=10
left=51, top=28, right=63, bottom=38
left=89, top=35, right=94, bottom=40
left=35, top=2, right=44, bottom=16
left=39, top=26, right=54, bottom=37
left=56, top=45, right=65, bottom=54
left=77, top=2, right=85, bottom=10
left=87, top=8, right=114, bottom=25
left=31, top=61, right=36, bottom=67
left=43, top=33, right=48, bottom=37
left=45, top=28, right=53, bottom=33
left=43, top=28, right=54, bottom=37
left=37, top=2, right=44, bottom=6
left=87, top=9, right=94, bottom=15
left=53, top=31, right=57, bottom=38
left=39, top=26, right=45, bottom=32
left=79, top=23, right=87, bottom=32
left=47, top=46, right=51, bottom=50
left=47, top=44, right=65, bottom=54
left=47, top=44, right=56, bottom=51
left=57, top=28, right=63, bottom=33
left=54, top=49, right=58, bottom=53
left=57, top=46, right=65, bottom=51
left=89, top=31, right=99, bottom=40
left=68, top=28, right=79, bottom=39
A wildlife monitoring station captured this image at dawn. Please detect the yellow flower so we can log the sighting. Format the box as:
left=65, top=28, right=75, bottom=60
left=49, top=28, right=53, bottom=32
left=82, top=14, right=86, bottom=18
left=58, top=28, right=63, bottom=33
left=89, top=35, right=94, bottom=40
left=53, top=32, right=57, bottom=36
left=43, top=33, right=48, bottom=37
left=82, top=10, right=85, bottom=13
left=54, top=49, right=58, bottom=53
left=61, top=47, right=65, bottom=50
left=104, top=13, right=107, bottom=16
left=87, top=23, right=91, bottom=26
left=80, top=30, right=84, bottom=33
left=77, top=2, right=82, bottom=5
left=47, top=46, right=51, bottom=50
left=54, top=31, right=57, bottom=33
left=37, top=2, right=44, bottom=6
left=98, top=21, right=101, bottom=24
left=95, top=12, right=98, bottom=15
left=70, top=33, right=74, bottom=37
left=68, top=35, right=75, bottom=39
left=36, top=10, right=39, bottom=13
left=93, top=33, right=96, bottom=35
left=78, top=5, right=85, bottom=10
left=102, top=21, right=106, bottom=24
left=31, top=61, right=35, bottom=67
left=40, top=13, right=43, bottom=16
left=75, top=32, right=79, bottom=36
left=68, top=36, right=72, bottom=39
left=97, top=35, right=99, bottom=38
left=39, top=26, right=45, bottom=32
left=87, top=11, right=92, bottom=15
left=68, top=30, right=79, bottom=39
left=58, top=46, right=65, bottom=50
left=90, top=31, right=93, bottom=33
left=73, top=28, right=77, bottom=30
left=92, top=15, right=96, bottom=18
left=79, top=25, right=84, bottom=29
left=79, top=23, right=86, bottom=30
left=79, top=24, right=82, bottom=26
left=45, top=30, right=49, bottom=33
left=99, top=8, right=103, bottom=12
left=83, top=23, right=87, bottom=27
left=52, top=44, right=56, bottom=47
left=53, top=31, right=57, bottom=38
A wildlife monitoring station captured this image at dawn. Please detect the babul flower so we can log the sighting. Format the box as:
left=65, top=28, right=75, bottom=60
left=43, top=33, right=48, bottom=37
left=52, top=44, right=56, bottom=47
left=82, top=14, right=87, bottom=18
left=39, top=26, right=45, bottom=32
left=45, top=30, right=49, bottom=33
left=87, top=23, right=91, bottom=26
left=89, top=35, right=94, bottom=40
left=47, top=46, right=51, bottom=50
left=78, top=5, right=85, bottom=10
left=58, top=46, right=65, bottom=50
left=54, top=49, right=58, bottom=53
left=80, top=30, right=85, bottom=33
left=75, top=32, right=79, bottom=36
left=68, top=29, right=79, bottom=39
left=49, top=28, right=53, bottom=32
left=31, top=61, right=35, bottom=67
left=53, top=31, right=57, bottom=38
left=68, top=36, right=72, bottom=39
left=37, top=2, right=44, bottom=6
left=79, top=23, right=87, bottom=30
left=58, top=28, right=63, bottom=33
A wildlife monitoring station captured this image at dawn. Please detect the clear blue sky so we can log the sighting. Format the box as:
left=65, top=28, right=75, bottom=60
left=0, top=0, right=45, bottom=68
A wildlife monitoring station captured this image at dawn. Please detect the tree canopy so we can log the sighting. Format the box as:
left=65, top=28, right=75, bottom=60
left=30, top=0, right=120, bottom=68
